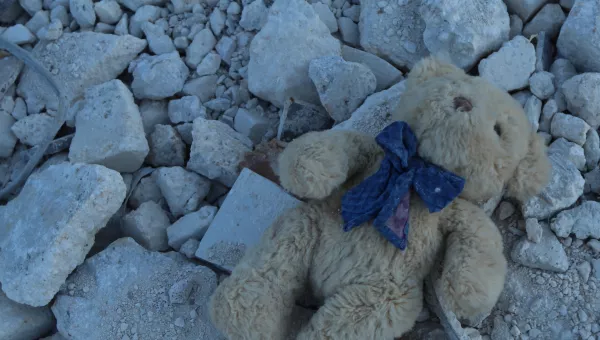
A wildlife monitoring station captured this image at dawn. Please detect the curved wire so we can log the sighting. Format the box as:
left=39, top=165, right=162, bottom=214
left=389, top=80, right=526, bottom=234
left=0, top=37, right=67, bottom=202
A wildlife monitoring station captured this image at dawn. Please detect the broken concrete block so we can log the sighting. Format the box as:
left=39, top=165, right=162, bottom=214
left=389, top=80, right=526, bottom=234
left=187, top=118, right=252, bottom=187
left=146, top=124, right=187, bottom=167
left=0, top=163, right=126, bottom=306
left=233, top=107, right=269, bottom=145
left=139, top=99, right=169, bottom=135
left=168, top=95, right=207, bottom=124
left=195, top=168, right=301, bottom=271
left=16, top=32, right=146, bottom=114
left=167, top=205, right=218, bottom=250
left=51, top=237, right=223, bottom=340
left=276, top=99, right=333, bottom=142
left=122, top=200, right=171, bottom=251
left=0, top=290, right=55, bottom=340
left=0, top=111, right=17, bottom=158
left=69, top=79, right=149, bottom=172
left=153, top=166, right=211, bottom=218
left=128, top=174, right=164, bottom=209
left=341, top=45, right=403, bottom=92
left=10, top=112, right=55, bottom=146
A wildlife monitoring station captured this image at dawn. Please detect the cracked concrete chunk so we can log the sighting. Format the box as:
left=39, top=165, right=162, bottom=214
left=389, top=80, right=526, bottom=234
left=16, top=32, right=146, bottom=114
left=51, top=237, right=224, bottom=340
left=0, top=163, right=126, bottom=306
left=195, top=168, right=300, bottom=271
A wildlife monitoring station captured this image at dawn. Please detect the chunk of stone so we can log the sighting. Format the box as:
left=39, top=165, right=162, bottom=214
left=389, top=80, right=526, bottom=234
left=0, top=112, right=17, bottom=158
left=168, top=96, right=207, bottom=124
left=593, top=259, right=600, bottom=281
left=341, top=45, right=403, bottom=92
left=504, top=0, right=549, bottom=22
left=129, top=174, right=164, bottom=209
left=175, top=123, right=193, bottom=145
left=25, top=10, right=49, bottom=34
left=0, top=56, right=23, bottom=102
left=511, top=223, right=569, bottom=272
left=129, top=52, right=189, bottom=100
left=478, top=36, right=536, bottom=91
left=556, top=0, right=600, bottom=73
left=122, top=200, right=170, bottom=250
left=51, top=6, right=70, bottom=27
left=69, top=79, right=149, bottom=173
left=0, top=163, right=126, bottom=306
left=277, top=99, right=333, bottom=142
left=561, top=73, right=600, bottom=130
left=182, top=75, right=218, bottom=103
left=0, top=290, right=55, bottom=340
left=550, top=58, right=577, bottom=88
left=209, top=8, right=225, bottom=36
left=522, top=4, right=566, bottom=39
left=1, top=24, right=36, bottom=44
left=360, top=0, right=508, bottom=70
left=51, top=238, right=222, bottom=340
left=509, top=15, right=523, bottom=41
left=70, top=0, right=96, bottom=28
left=529, top=71, right=555, bottom=100
left=167, top=205, right=218, bottom=250
left=334, top=80, right=407, bottom=137
left=550, top=112, right=590, bottom=146
left=147, top=124, right=186, bottom=167
left=186, top=28, right=216, bottom=68
left=312, top=2, right=337, bottom=33
left=548, top=138, right=586, bottom=171
left=524, top=95, right=542, bottom=132
left=187, top=118, right=252, bottom=187
left=233, top=108, right=269, bottom=145
left=37, top=19, right=63, bottom=41
left=195, top=168, right=301, bottom=270
left=94, top=0, right=122, bottom=24
left=128, top=5, right=160, bottom=37
left=153, top=166, right=211, bottom=217
left=511, top=90, right=531, bottom=108
left=337, top=17, right=359, bottom=46
left=248, top=0, right=341, bottom=108
left=308, top=56, right=377, bottom=122
left=496, top=201, right=516, bottom=220
left=585, top=166, right=600, bottom=195
left=539, top=99, right=557, bottom=133
left=10, top=113, right=55, bottom=146
left=139, top=99, right=169, bottom=135
left=525, top=218, right=543, bottom=243
left=535, top=31, right=554, bottom=72
left=584, top=129, right=600, bottom=170
left=215, top=36, right=236, bottom=64
left=551, top=201, right=600, bottom=240
left=239, top=0, right=267, bottom=31
left=116, top=0, right=164, bottom=11
left=179, top=238, right=199, bottom=258
left=196, top=52, right=221, bottom=76
left=17, top=32, right=146, bottom=114
left=205, top=98, right=231, bottom=112
left=18, top=0, right=41, bottom=15
left=11, top=97, right=26, bottom=120
left=142, top=21, right=175, bottom=55
left=114, top=13, right=128, bottom=35
left=522, top=152, right=584, bottom=220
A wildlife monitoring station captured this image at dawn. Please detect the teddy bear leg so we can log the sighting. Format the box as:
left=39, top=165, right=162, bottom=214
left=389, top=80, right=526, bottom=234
left=278, top=130, right=383, bottom=200
left=209, top=206, right=318, bottom=340
left=296, top=281, right=423, bottom=339
left=438, top=199, right=508, bottom=320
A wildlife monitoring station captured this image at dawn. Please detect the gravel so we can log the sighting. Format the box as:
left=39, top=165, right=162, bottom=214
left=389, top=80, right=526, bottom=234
left=557, top=0, right=600, bottom=73
left=479, top=36, right=536, bottom=92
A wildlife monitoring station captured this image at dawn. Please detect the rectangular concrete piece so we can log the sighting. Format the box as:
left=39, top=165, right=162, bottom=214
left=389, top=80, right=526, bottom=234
left=195, top=168, right=301, bottom=271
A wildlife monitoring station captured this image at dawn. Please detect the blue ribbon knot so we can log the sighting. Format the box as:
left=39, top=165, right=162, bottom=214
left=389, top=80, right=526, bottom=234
left=341, top=121, right=466, bottom=250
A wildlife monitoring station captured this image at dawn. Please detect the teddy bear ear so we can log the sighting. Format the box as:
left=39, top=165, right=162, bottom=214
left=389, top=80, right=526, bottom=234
left=505, top=132, right=552, bottom=203
left=406, top=56, right=464, bottom=86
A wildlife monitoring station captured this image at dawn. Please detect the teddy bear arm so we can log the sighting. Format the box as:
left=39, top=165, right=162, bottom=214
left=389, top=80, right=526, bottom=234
left=437, top=198, right=507, bottom=320
left=278, top=129, right=383, bottom=200
left=209, top=205, right=319, bottom=340
left=295, top=281, right=423, bottom=339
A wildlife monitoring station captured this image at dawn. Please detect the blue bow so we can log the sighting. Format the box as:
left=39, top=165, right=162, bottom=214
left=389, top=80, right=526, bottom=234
left=341, top=121, right=466, bottom=250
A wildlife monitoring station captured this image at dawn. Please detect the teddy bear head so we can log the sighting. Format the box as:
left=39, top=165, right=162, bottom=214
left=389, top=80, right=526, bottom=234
left=394, top=57, right=551, bottom=204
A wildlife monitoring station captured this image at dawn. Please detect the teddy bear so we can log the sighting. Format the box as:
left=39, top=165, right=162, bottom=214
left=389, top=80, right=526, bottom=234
left=208, top=56, right=551, bottom=339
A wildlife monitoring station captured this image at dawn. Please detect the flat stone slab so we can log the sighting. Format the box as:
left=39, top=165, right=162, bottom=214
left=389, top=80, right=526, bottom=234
left=52, top=237, right=224, bottom=340
left=0, top=163, right=126, bottom=306
left=195, top=168, right=301, bottom=271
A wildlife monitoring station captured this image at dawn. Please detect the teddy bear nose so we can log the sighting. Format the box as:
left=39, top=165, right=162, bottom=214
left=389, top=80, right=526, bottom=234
left=453, top=96, right=473, bottom=112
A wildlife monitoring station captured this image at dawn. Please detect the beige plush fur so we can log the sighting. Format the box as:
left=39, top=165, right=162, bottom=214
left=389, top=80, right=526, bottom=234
left=208, top=57, right=551, bottom=339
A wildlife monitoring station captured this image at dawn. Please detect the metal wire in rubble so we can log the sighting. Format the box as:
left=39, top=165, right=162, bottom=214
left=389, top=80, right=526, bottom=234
left=0, top=36, right=67, bottom=202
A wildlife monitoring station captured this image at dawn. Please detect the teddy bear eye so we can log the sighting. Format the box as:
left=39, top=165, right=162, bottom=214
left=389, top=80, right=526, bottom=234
left=494, top=124, right=502, bottom=137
